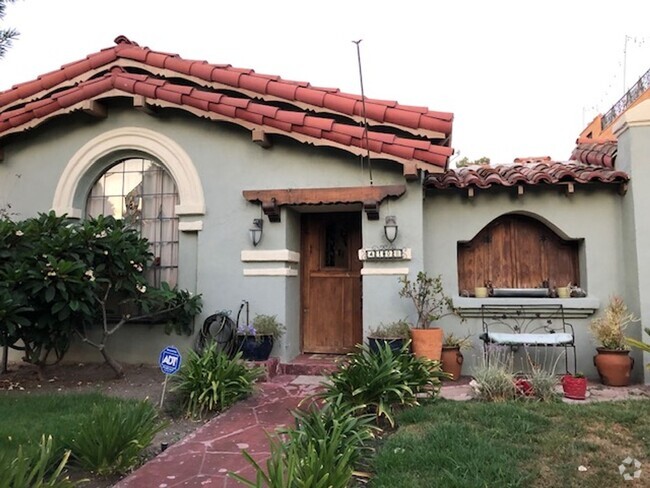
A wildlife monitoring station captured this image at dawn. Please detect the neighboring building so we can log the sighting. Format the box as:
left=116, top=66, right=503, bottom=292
left=1, top=36, right=648, bottom=382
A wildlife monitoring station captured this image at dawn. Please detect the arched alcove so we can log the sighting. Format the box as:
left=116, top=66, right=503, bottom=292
left=457, top=214, right=581, bottom=293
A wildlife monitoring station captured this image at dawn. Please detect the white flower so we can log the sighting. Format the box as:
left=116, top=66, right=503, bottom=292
left=103, top=250, right=109, bottom=255
left=84, top=269, right=96, bottom=282
left=47, top=271, right=57, bottom=277
left=94, top=230, right=108, bottom=239
left=136, top=284, right=147, bottom=293
left=133, top=263, right=143, bottom=272
left=15, top=230, right=23, bottom=236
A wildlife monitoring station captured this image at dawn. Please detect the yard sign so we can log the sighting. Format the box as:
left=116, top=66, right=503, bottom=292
left=159, top=346, right=182, bottom=375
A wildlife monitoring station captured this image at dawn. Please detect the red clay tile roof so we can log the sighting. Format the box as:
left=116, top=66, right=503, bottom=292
left=425, top=161, right=629, bottom=191
left=570, top=137, right=617, bottom=167
left=0, top=36, right=453, bottom=174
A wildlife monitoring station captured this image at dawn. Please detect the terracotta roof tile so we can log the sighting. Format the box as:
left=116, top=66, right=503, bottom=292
left=570, top=139, right=617, bottom=167
left=0, top=36, right=455, bottom=172
left=426, top=161, right=629, bottom=190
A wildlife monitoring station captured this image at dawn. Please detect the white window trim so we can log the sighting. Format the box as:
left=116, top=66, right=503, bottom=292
left=52, top=127, right=205, bottom=227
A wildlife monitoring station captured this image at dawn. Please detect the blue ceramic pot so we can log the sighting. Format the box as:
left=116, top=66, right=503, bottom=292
left=238, top=335, right=274, bottom=361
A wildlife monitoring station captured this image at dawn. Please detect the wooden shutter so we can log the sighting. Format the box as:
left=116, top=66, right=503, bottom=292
left=457, top=215, right=579, bottom=293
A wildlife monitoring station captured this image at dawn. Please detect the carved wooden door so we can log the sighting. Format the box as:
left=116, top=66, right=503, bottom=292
left=301, top=213, right=362, bottom=353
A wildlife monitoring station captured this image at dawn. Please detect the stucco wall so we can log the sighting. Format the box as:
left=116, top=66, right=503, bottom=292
left=0, top=108, right=409, bottom=365
left=422, top=186, right=628, bottom=380
left=616, top=99, right=650, bottom=383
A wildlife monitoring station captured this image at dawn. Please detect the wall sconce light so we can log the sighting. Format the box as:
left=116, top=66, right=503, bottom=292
left=249, top=218, right=263, bottom=246
left=384, top=215, right=398, bottom=243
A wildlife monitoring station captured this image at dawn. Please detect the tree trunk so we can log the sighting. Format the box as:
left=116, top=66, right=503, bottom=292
left=100, top=348, right=124, bottom=378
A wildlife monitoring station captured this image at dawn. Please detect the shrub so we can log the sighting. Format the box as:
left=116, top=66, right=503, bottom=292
left=230, top=398, right=376, bottom=488
left=368, top=319, right=411, bottom=339
left=67, top=400, right=165, bottom=476
left=0, top=435, right=78, bottom=488
left=172, top=343, right=263, bottom=418
left=590, top=295, right=638, bottom=350
left=317, top=342, right=446, bottom=427
left=471, top=351, right=516, bottom=402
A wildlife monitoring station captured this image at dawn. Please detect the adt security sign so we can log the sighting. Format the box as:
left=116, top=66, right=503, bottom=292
left=159, top=346, right=182, bottom=375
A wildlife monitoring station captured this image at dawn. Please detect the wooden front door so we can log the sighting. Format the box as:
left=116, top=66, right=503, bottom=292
left=301, top=212, right=362, bottom=353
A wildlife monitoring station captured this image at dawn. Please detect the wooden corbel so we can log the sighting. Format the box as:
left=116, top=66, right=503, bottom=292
left=517, top=185, right=524, bottom=196
left=262, top=198, right=280, bottom=222
left=363, top=200, right=380, bottom=220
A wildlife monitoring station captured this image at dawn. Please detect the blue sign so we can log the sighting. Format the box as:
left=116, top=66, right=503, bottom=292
left=159, top=346, right=182, bottom=375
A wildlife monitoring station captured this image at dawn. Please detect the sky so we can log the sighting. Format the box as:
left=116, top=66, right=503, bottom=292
left=0, top=0, right=649, bottom=165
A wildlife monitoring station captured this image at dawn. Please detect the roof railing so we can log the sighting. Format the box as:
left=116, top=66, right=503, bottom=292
left=602, top=67, right=650, bottom=129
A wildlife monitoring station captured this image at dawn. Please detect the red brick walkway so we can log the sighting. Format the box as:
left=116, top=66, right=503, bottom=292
left=116, top=375, right=322, bottom=488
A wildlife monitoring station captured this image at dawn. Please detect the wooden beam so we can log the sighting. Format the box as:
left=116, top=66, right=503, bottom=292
left=252, top=128, right=271, bottom=148
left=467, top=187, right=475, bottom=199
left=517, top=185, right=524, bottom=196
left=243, top=184, right=406, bottom=222
left=81, top=100, right=107, bottom=118
left=133, top=95, right=156, bottom=115
left=565, top=182, right=575, bottom=195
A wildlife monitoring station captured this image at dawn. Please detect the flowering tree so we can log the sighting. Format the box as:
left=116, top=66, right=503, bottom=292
left=0, top=212, right=202, bottom=377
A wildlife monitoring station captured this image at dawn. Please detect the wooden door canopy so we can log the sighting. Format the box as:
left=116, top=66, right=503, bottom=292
left=243, top=185, right=406, bottom=222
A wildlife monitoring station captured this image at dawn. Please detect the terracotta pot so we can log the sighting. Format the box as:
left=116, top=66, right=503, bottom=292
left=441, top=346, right=464, bottom=380
left=410, top=327, right=443, bottom=361
left=593, top=348, right=634, bottom=386
left=561, top=374, right=588, bottom=400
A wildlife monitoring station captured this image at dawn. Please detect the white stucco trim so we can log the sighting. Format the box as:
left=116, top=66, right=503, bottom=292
left=243, top=268, right=298, bottom=276
left=613, top=99, right=650, bottom=136
left=52, top=127, right=206, bottom=220
left=241, top=250, right=300, bottom=263
left=178, top=220, right=204, bottom=232
left=361, top=267, right=409, bottom=276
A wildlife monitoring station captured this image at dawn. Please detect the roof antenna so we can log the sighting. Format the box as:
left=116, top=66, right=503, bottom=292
left=352, top=39, right=373, bottom=186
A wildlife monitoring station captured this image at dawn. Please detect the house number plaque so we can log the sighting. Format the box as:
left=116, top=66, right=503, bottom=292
left=359, top=248, right=411, bottom=261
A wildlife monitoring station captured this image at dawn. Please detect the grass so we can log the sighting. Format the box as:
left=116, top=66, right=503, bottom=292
left=0, top=392, right=147, bottom=457
left=372, top=399, right=650, bottom=487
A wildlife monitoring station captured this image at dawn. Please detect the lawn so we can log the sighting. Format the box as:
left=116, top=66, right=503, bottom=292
left=372, top=399, right=650, bottom=487
left=0, top=392, right=135, bottom=455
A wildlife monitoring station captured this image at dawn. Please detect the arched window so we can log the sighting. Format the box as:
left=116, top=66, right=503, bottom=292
left=86, top=158, right=179, bottom=287
left=457, top=214, right=580, bottom=294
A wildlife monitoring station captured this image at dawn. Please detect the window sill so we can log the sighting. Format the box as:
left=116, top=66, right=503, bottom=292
left=452, top=296, right=601, bottom=319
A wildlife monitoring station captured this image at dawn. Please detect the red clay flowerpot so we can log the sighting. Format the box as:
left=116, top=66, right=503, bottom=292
left=410, top=328, right=443, bottom=361
left=441, top=346, right=464, bottom=380
left=593, top=348, right=634, bottom=387
left=561, top=374, right=587, bottom=400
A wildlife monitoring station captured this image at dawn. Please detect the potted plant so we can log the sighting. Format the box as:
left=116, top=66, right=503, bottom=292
left=237, top=314, right=285, bottom=361
left=590, top=295, right=637, bottom=386
left=399, top=272, right=455, bottom=361
left=367, top=319, right=411, bottom=354
left=561, top=372, right=588, bottom=400
left=441, top=332, right=472, bottom=380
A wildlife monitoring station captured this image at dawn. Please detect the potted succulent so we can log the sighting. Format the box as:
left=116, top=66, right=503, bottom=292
left=367, top=319, right=411, bottom=354
left=590, top=295, right=637, bottom=386
left=237, top=314, right=285, bottom=361
left=399, top=272, right=456, bottom=361
left=561, top=372, right=588, bottom=400
left=441, top=332, right=472, bottom=380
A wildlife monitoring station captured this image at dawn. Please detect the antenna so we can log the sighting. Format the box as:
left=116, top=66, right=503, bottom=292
left=352, top=39, right=373, bottom=186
